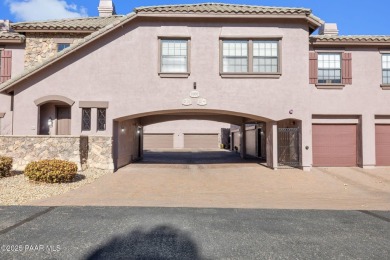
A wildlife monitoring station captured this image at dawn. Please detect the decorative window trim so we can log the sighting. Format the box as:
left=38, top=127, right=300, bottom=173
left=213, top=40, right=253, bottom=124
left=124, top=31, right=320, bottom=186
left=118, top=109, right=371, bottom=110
left=317, top=52, right=342, bottom=84
left=315, top=83, right=345, bottom=89
left=219, top=37, right=282, bottom=78
left=158, top=37, right=191, bottom=78
left=380, top=84, right=390, bottom=90
left=79, top=101, right=109, bottom=108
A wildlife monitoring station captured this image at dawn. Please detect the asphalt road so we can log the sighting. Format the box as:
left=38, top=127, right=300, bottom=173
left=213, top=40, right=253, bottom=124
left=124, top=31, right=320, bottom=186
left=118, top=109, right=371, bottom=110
left=0, top=207, right=389, bottom=259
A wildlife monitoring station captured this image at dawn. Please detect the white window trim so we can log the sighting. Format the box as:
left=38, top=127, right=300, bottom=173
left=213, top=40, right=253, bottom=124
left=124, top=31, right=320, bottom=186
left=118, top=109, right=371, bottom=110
left=158, top=37, right=191, bottom=78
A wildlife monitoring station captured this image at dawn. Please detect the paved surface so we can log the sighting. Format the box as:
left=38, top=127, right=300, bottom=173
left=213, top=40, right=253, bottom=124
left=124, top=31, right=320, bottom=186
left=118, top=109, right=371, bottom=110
left=30, top=150, right=390, bottom=210
left=0, top=207, right=389, bottom=259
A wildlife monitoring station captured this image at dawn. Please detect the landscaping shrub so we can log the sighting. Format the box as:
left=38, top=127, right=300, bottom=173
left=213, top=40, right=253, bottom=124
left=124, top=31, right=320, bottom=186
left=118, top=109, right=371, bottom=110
left=24, top=159, right=78, bottom=183
left=0, top=156, right=13, bottom=177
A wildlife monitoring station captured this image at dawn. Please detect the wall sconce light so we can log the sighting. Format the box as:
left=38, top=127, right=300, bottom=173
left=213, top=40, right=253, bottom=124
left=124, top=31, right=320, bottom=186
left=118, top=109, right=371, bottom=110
left=48, top=117, right=53, bottom=127
left=121, top=126, right=125, bottom=132
left=289, top=109, right=294, bottom=115
left=137, top=126, right=142, bottom=134
left=193, top=82, right=196, bottom=90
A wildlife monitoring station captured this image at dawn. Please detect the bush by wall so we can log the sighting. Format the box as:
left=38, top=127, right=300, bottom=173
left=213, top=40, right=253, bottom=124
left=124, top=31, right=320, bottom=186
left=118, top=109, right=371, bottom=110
left=24, top=159, right=78, bottom=183
left=0, top=156, right=13, bottom=177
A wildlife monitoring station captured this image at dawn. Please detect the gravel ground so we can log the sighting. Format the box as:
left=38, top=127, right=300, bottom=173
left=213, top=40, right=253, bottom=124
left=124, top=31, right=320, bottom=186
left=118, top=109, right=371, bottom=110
left=0, top=169, right=109, bottom=205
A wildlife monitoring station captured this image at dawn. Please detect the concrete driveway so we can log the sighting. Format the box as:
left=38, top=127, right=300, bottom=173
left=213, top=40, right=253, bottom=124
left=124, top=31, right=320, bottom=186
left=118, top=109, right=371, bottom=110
left=30, top=149, right=390, bottom=210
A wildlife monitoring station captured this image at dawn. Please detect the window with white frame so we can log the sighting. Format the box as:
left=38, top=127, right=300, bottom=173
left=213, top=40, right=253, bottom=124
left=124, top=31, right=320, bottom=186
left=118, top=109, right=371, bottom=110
left=318, top=53, right=342, bottom=84
left=222, top=40, right=248, bottom=73
left=382, top=54, right=390, bottom=84
left=253, top=41, right=278, bottom=73
left=160, top=39, right=188, bottom=73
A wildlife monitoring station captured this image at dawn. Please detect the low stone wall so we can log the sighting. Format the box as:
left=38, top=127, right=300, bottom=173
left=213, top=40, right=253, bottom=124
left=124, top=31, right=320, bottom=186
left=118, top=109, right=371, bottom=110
left=0, top=136, right=114, bottom=172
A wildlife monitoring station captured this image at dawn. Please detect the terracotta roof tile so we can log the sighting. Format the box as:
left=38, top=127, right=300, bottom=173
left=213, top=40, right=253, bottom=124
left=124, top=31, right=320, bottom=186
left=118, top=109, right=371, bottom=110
left=310, top=35, right=390, bottom=43
left=11, top=15, right=124, bottom=31
left=0, top=31, right=25, bottom=41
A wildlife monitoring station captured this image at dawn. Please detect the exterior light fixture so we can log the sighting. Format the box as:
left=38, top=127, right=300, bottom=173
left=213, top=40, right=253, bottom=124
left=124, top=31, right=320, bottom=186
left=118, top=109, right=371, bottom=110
left=193, top=82, right=196, bottom=90
left=289, top=109, right=293, bottom=115
left=48, top=117, right=53, bottom=127
left=137, top=126, right=142, bottom=134
left=121, top=126, right=125, bottom=132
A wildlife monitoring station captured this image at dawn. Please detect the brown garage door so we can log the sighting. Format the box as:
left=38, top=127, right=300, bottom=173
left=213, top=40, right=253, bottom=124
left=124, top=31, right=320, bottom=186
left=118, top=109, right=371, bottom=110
left=143, top=134, right=173, bottom=149
left=184, top=134, right=218, bottom=149
left=376, top=125, right=390, bottom=166
left=312, top=124, right=357, bottom=166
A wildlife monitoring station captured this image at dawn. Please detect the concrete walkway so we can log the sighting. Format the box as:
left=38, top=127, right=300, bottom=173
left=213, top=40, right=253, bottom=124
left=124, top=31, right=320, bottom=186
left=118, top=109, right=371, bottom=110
left=30, top=150, right=390, bottom=210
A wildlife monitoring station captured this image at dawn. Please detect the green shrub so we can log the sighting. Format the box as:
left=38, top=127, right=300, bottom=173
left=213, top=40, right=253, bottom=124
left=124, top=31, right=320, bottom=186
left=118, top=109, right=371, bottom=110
left=0, top=156, right=13, bottom=177
left=24, top=159, right=78, bottom=183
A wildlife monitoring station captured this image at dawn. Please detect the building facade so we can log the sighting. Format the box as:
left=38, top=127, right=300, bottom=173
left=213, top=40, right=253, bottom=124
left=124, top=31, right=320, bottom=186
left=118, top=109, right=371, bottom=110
left=1, top=2, right=390, bottom=171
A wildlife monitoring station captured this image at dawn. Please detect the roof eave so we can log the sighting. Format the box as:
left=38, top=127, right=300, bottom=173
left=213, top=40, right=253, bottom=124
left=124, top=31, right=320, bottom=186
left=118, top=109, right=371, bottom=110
left=0, top=38, right=25, bottom=44
left=310, top=40, right=390, bottom=47
left=13, top=28, right=96, bottom=33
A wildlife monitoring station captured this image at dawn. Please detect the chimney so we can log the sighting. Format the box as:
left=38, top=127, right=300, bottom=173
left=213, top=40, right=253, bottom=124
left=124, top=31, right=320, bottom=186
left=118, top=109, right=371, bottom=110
left=0, top=20, right=10, bottom=32
left=319, top=23, right=339, bottom=36
left=98, top=0, right=116, bottom=17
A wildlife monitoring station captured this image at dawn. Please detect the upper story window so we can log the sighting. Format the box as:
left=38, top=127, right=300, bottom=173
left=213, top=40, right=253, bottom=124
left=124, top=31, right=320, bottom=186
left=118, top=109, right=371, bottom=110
left=318, top=53, right=341, bottom=84
left=220, top=38, right=281, bottom=78
left=57, top=43, right=70, bottom=52
left=382, top=54, right=390, bottom=85
left=309, top=52, right=352, bottom=87
left=159, top=39, right=189, bottom=77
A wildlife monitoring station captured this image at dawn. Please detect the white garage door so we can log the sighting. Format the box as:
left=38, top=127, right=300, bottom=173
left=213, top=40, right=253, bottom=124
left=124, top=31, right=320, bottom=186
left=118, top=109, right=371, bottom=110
left=184, top=134, right=218, bottom=149
left=143, top=134, right=174, bottom=149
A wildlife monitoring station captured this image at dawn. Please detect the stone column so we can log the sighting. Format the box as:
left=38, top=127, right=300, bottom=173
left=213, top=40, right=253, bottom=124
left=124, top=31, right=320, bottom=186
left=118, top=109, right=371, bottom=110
left=266, top=121, right=278, bottom=170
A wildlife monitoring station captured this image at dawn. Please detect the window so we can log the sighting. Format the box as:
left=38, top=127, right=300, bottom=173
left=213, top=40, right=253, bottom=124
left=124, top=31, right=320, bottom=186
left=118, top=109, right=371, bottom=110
left=57, top=43, right=70, bottom=52
left=160, top=39, right=188, bottom=73
left=318, top=53, right=342, bottom=84
left=97, top=108, right=106, bottom=131
left=222, top=41, right=248, bottom=72
left=253, top=41, right=278, bottom=73
left=220, top=39, right=281, bottom=76
left=82, top=108, right=91, bottom=131
left=382, top=54, right=390, bottom=84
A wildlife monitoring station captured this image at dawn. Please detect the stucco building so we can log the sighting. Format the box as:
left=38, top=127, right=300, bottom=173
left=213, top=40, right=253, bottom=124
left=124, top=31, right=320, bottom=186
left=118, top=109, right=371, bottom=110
left=1, top=2, right=390, bottom=171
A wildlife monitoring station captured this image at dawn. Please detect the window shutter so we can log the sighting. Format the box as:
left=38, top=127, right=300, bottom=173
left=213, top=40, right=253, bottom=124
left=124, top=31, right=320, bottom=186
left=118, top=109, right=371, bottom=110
left=342, top=52, right=352, bottom=85
left=0, top=50, right=12, bottom=83
left=309, top=52, right=318, bottom=84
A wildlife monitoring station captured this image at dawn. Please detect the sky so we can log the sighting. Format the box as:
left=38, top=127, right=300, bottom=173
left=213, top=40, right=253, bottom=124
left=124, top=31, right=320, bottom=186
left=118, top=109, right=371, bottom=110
left=0, top=0, right=390, bottom=35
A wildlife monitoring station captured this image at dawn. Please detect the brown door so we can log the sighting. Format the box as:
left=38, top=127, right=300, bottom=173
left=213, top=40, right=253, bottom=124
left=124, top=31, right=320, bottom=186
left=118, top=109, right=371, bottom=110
left=375, top=125, right=390, bottom=166
left=312, top=124, right=357, bottom=166
left=57, top=107, right=71, bottom=135
left=143, top=134, right=174, bottom=149
left=184, top=134, right=218, bottom=149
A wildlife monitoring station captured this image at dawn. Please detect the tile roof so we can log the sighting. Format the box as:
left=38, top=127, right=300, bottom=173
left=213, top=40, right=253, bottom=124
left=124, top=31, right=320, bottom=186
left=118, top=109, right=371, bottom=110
left=11, top=15, right=124, bottom=31
left=310, top=35, right=390, bottom=44
left=0, top=31, right=25, bottom=41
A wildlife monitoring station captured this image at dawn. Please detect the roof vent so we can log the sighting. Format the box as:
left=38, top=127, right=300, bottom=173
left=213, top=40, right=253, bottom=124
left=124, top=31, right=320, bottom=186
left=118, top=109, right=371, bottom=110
left=319, top=23, right=339, bottom=36
left=98, top=0, right=116, bottom=17
left=0, top=20, right=10, bottom=32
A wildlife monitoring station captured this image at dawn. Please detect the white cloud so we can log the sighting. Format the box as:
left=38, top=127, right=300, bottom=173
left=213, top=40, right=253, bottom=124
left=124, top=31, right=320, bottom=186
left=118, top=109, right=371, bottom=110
left=5, top=0, right=88, bottom=21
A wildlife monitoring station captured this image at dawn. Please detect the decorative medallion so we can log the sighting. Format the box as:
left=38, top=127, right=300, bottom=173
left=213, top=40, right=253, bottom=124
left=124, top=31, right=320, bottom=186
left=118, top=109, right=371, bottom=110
left=197, top=98, right=207, bottom=106
left=189, top=90, right=200, bottom=98
left=182, top=98, right=192, bottom=106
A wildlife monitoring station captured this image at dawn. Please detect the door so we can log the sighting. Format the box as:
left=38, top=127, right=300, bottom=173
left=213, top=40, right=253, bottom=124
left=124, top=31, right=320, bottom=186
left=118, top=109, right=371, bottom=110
left=56, top=106, right=71, bottom=135
left=278, top=127, right=300, bottom=167
left=183, top=134, right=218, bottom=149
left=144, top=134, right=174, bottom=149
left=312, top=124, right=357, bottom=167
left=375, top=125, right=390, bottom=166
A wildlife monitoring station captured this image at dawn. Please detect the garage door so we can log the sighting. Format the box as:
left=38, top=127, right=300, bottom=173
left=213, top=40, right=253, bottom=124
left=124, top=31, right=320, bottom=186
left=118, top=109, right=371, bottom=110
left=143, top=134, right=173, bottom=149
left=184, top=134, right=218, bottom=149
left=376, top=125, right=390, bottom=166
left=312, top=124, right=357, bottom=166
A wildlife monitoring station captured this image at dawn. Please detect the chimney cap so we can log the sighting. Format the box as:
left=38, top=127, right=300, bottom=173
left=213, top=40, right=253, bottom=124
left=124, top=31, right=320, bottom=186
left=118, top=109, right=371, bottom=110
left=98, top=0, right=116, bottom=17
left=319, top=23, right=339, bottom=36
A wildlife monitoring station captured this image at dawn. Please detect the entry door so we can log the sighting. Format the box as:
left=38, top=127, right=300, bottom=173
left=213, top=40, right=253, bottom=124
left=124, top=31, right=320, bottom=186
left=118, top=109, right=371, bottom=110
left=57, top=107, right=71, bottom=135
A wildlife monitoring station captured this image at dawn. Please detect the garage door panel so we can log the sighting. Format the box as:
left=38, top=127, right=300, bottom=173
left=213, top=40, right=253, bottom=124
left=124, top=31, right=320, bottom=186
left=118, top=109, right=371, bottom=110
left=184, top=134, right=218, bottom=149
left=376, top=125, right=390, bottom=166
left=144, top=134, right=173, bottom=149
left=313, top=124, right=357, bottom=167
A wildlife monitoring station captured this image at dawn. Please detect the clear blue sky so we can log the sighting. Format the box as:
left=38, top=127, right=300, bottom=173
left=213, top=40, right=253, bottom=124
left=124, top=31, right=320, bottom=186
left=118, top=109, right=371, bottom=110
left=1, top=0, right=390, bottom=35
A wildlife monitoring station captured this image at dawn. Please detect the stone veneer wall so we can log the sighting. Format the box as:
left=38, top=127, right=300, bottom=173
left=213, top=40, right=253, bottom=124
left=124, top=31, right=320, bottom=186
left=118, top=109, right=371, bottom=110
left=24, top=32, right=89, bottom=68
left=0, top=136, right=114, bottom=172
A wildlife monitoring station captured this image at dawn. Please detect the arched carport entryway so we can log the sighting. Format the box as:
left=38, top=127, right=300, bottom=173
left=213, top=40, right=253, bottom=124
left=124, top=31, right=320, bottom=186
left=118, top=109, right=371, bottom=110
left=112, top=109, right=302, bottom=170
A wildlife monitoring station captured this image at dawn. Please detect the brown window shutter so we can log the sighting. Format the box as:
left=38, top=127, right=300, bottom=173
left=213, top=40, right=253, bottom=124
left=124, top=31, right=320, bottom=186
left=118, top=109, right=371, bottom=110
left=0, top=50, right=12, bottom=83
left=342, top=52, right=352, bottom=85
left=309, top=52, right=318, bottom=84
